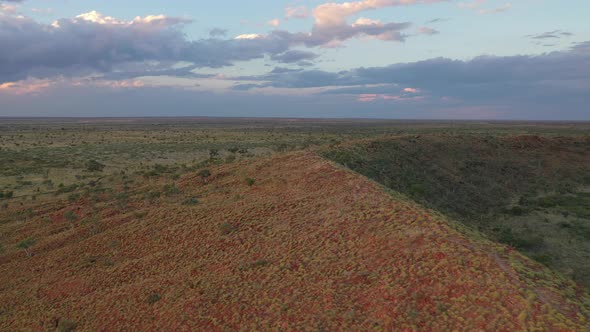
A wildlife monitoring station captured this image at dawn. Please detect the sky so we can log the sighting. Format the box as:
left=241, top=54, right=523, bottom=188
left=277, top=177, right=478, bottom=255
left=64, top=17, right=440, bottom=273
left=0, top=0, right=588, bottom=120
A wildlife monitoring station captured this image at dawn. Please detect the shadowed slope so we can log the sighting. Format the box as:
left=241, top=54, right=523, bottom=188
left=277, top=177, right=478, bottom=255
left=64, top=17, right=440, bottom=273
left=0, top=152, right=588, bottom=330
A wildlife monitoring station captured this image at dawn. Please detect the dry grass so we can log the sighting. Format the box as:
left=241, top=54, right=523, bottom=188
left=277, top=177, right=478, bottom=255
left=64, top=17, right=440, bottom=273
left=0, top=152, right=588, bottom=330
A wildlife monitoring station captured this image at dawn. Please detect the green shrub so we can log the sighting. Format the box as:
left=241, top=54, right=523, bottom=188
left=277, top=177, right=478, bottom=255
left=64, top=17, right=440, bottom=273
left=532, top=254, right=553, bottom=266
left=163, top=184, right=181, bottom=197
left=508, top=206, right=526, bottom=216
left=67, top=193, right=81, bottom=203
left=18, top=208, right=35, bottom=220
left=497, top=228, right=544, bottom=250
left=16, top=238, right=36, bottom=257
left=252, top=260, right=269, bottom=268
left=134, top=211, right=148, bottom=219
left=144, top=191, right=161, bottom=200
left=245, top=178, right=256, bottom=186
left=64, top=211, right=78, bottom=222
left=225, top=155, right=236, bottom=163
left=198, top=169, right=211, bottom=179
left=153, top=164, right=169, bottom=173
left=147, top=293, right=161, bottom=304
left=182, top=197, right=199, bottom=205
left=86, top=159, right=105, bottom=172
left=56, top=319, right=77, bottom=332
left=56, top=184, right=79, bottom=195
left=409, top=183, right=429, bottom=196
left=219, top=222, right=236, bottom=235
left=115, top=192, right=129, bottom=201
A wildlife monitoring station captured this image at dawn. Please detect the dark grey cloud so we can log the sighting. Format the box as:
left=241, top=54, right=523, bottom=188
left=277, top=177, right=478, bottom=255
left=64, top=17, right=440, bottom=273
left=425, top=18, right=449, bottom=24
left=0, top=3, right=435, bottom=84
left=1, top=81, right=586, bottom=120
left=270, top=50, right=319, bottom=64
left=98, top=65, right=215, bottom=81
left=270, top=67, right=304, bottom=74
left=0, top=13, right=409, bottom=84
left=209, top=28, right=227, bottom=38
left=0, top=13, right=297, bottom=84
left=231, top=42, right=590, bottom=116
left=527, top=30, right=573, bottom=40
left=236, top=42, right=590, bottom=88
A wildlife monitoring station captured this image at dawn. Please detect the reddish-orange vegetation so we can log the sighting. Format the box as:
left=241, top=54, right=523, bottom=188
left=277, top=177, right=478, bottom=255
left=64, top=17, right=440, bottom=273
left=0, top=152, right=588, bottom=330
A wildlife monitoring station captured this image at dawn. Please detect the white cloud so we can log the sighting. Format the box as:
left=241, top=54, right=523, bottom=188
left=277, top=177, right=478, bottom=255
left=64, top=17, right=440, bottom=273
left=302, top=0, right=446, bottom=46
left=235, top=34, right=264, bottom=40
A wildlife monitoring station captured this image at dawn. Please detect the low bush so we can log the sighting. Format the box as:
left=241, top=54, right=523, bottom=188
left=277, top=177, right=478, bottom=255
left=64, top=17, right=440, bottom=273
left=163, top=184, right=181, bottom=197
left=147, top=293, right=161, bottom=304
left=198, top=169, right=211, bottom=179
left=16, top=238, right=36, bottom=257
left=64, top=211, right=78, bottom=222
left=86, top=159, right=105, bottom=172
left=497, top=228, right=544, bottom=250
left=219, top=222, right=236, bottom=235
left=56, top=319, right=77, bottom=332
left=182, top=197, right=199, bottom=205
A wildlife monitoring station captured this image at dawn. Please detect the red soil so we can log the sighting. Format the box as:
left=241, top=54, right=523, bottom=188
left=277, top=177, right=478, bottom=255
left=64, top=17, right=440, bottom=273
left=0, top=152, right=588, bottom=330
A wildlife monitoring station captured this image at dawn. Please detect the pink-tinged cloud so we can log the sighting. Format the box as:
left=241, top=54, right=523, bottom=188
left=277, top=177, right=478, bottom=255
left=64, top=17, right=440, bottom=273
left=459, top=1, right=511, bottom=15
left=403, top=87, right=420, bottom=93
left=285, top=6, right=309, bottom=20
left=418, top=26, right=439, bottom=35
left=313, top=0, right=447, bottom=27
left=0, top=4, right=17, bottom=14
left=0, top=77, right=151, bottom=96
left=0, top=80, right=52, bottom=95
left=358, top=93, right=425, bottom=102
left=99, top=80, right=146, bottom=89
left=268, top=18, right=280, bottom=27
left=478, top=3, right=511, bottom=15
left=303, top=0, right=446, bottom=46
left=358, top=94, right=379, bottom=102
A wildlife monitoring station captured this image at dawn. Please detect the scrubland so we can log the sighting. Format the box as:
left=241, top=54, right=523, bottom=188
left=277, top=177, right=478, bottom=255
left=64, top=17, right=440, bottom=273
left=0, top=118, right=588, bottom=330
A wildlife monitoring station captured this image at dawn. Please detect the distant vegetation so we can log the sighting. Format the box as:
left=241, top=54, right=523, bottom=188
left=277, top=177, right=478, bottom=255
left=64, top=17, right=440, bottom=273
left=323, top=134, right=590, bottom=287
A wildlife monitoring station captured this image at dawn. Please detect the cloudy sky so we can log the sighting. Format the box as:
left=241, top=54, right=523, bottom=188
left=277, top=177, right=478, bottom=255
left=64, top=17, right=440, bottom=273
left=0, top=0, right=588, bottom=119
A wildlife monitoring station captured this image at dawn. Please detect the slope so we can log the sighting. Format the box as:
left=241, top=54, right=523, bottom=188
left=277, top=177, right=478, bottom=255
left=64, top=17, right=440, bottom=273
left=0, top=152, right=588, bottom=330
left=322, top=134, right=590, bottom=286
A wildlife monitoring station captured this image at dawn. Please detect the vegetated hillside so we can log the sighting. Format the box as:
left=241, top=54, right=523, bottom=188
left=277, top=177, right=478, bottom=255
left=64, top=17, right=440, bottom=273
left=0, top=152, right=589, bottom=330
left=322, top=134, right=590, bottom=288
